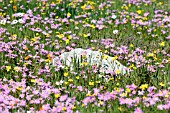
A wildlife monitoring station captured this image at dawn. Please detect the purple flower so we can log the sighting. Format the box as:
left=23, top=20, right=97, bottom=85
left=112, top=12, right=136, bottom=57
left=166, top=35, right=170, bottom=40
left=59, top=94, right=68, bottom=102
left=134, top=107, right=143, bottom=113
left=157, top=104, right=164, bottom=110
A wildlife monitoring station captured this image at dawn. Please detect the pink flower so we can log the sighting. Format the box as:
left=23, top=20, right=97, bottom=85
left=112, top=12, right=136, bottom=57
left=59, top=94, right=68, bottom=102
left=166, top=35, right=170, bottom=40
left=157, top=104, right=163, bottom=110
left=134, top=107, right=143, bottom=113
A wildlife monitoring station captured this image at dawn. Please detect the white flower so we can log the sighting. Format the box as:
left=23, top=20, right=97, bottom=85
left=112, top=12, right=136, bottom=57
left=0, top=19, right=6, bottom=25
left=113, top=30, right=118, bottom=34
left=60, top=80, right=64, bottom=84
left=111, top=15, right=117, bottom=19
left=17, top=13, right=24, bottom=17
left=56, top=80, right=64, bottom=85
left=55, top=81, right=60, bottom=85
left=11, top=20, right=18, bottom=25
left=18, top=19, right=24, bottom=23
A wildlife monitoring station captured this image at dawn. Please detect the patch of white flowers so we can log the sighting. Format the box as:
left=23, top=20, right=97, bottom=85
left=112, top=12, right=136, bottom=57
left=0, top=12, right=25, bottom=25
left=52, top=48, right=130, bottom=75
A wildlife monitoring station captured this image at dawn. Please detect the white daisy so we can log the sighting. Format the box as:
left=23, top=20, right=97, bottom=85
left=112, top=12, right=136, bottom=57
left=11, top=20, right=18, bottom=25
left=111, top=15, right=117, bottom=19
left=0, top=19, right=7, bottom=25
left=113, top=30, right=118, bottom=34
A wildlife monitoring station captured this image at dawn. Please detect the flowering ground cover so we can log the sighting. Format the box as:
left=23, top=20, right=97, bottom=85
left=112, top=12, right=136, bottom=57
left=0, top=0, right=170, bottom=113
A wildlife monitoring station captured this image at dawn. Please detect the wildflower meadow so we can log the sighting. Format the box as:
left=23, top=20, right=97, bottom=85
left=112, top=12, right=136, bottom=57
left=0, top=0, right=170, bottom=113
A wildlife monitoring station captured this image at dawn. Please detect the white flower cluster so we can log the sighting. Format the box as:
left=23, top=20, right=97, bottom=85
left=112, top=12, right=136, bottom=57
left=53, top=48, right=130, bottom=75
left=0, top=12, right=24, bottom=25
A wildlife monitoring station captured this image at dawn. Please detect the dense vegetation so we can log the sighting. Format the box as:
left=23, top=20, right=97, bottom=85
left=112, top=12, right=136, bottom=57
left=0, top=0, right=170, bottom=113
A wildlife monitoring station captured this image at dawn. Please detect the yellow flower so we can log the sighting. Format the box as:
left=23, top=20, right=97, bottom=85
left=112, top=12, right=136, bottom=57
left=14, top=66, right=20, bottom=72
left=10, top=0, right=13, bottom=3
left=115, top=69, right=120, bottom=74
left=87, top=1, right=95, bottom=5
left=31, top=38, right=36, bottom=42
left=115, top=87, right=121, bottom=92
left=118, top=107, right=122, bottom=111
left=83, top=34, right=88, bottom=37
left=98, top=49, right=102, bottom=52
left=51, top=2, right=55, bottom=5
left=130, top=43, right=134, bottom=47
left=109, top=78, right=114, bottom=81
left=147, top=52, right=154, bottom=57
left=64, top=82, right=69, bottom=85
left=72, top=106, right=76, bottom=110
left=90, top=24, right=95, bottom=28
left=64, top=72, right=68, bottom=77
left=96, top=81, right=100, bottom=83
left=104, top=50, right=108, bottom=53
left=143, top=96, right=146, bottom=99
left=68, top=35, right=72, bottom=39
left=89, top=82, right=94, bottom=86
left=165, top=94, right=169, bottom=98
left=64, top=67, right=69, bottom=70
left=157, top=2, right=163, bottom=6
left=121, top=6, right=128, bottom=10
left=16, top=87, right=22, bottom=91
left=136, top=10, right=142, bottom=14
left=55, top=93, right=60, bottom=98
left=65, top=39, right=70, bottom=45
left=126, top=88, right=131, bottom=93
left=80, top=62, right=88, bottom=66
left=31, top=79, right=35, bottom=83
left=153, top=56, right=157, bottom=61
left=81, top=4, right=86, bottom=10
left=45, top=59, right=51, bottom=62
left=76, top=76, right=80, bottom=79
left=143, top=17, right=148, bottom=20
left=67, top=12, right=71, bottom=17
left=102, top=55, right=109, bottom=60
left=86, top=93, right=91, bottom=96
left=129, top=64, right=137, bottom=70
left=56, top=0, right=61, bottom=4
left=62, top=107, right=66, bottom=111
left=112, top=56, right=118, bottom=61
left=57, top=34, right=64, bottom=39
left=159, top=82, right=165, bottom=87
left=36, top=33, right=39, bottom=36
left=23, top=63, right=28, bottom=67
left=120, top=92, right=127, bottom=97
left=159, top=42, right=165, bottom=47
left=92, top=47, right=95, bottom=50
left=68, top=79, right=73, bottom=82
left=6, top=66, right=11, bottom=72
left=139, top=84, right=148, bottom=90
left=98, top=101, right=103, bottom=105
